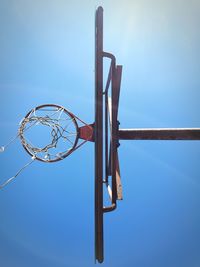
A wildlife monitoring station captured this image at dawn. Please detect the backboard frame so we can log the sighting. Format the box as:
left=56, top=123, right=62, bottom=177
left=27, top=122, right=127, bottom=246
left=94, top=6, right=123, bottom=263
left=95, top=6, right=104, bottom=263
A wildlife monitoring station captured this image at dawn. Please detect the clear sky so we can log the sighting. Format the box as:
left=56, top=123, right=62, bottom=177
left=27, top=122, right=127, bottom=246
left=0, top=0, right=200, bottom=266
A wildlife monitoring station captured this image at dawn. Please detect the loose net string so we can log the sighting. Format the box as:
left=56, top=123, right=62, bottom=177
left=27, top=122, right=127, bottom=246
left=0, top=156, right=36, bottom=189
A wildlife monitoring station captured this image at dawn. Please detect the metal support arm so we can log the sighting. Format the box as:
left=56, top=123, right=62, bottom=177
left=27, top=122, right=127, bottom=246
left=118, top=128, right=200, bottom=140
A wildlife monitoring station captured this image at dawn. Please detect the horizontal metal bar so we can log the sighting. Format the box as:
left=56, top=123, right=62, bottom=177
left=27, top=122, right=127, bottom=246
left=118, top=128, right=200, bottom=140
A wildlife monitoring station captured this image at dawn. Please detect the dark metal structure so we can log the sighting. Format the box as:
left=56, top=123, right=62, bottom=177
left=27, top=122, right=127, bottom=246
left=5, top=5, right=199, bottom=264
left=95, top=6, right=123, bottom=263
left=94, top=6, right=200, bottom=264
left=95, top=6, right=104, bottom=263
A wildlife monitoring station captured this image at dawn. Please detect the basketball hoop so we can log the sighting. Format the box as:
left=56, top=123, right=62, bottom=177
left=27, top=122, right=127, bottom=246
left=0, top=103, right=93, bottom=188
left=19, top=104, right=79, bottom=162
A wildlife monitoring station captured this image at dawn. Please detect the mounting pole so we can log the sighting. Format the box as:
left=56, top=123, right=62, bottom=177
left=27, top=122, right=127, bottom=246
left=118, top=128, right=200, bottom=140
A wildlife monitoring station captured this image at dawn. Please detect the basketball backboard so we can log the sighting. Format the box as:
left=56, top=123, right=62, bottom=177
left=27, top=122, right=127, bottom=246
left=94, top=6, right=123, bottom=263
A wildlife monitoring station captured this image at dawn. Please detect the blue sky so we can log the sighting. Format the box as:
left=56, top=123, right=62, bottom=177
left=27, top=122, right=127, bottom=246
left=0, top=0, right=200, bottom=266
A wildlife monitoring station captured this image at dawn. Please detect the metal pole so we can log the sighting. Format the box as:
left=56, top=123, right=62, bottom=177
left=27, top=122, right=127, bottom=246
left=118, top=128, right=200, bottom=140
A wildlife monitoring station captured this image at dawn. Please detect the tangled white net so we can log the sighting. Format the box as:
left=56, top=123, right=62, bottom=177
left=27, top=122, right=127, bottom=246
left=19, top=104, right=79, bottom=162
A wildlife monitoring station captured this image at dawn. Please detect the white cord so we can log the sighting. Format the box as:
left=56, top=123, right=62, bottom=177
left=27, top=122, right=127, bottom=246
left=0, top=156, right=36, bottom=189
